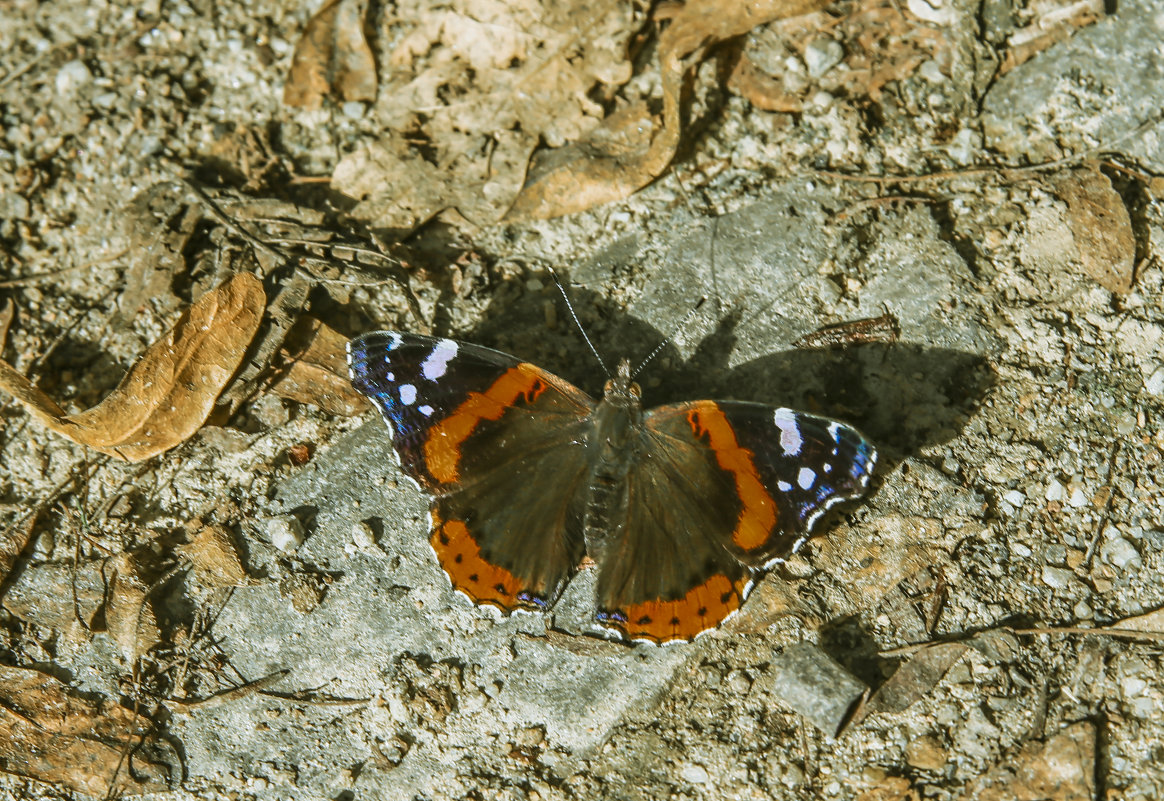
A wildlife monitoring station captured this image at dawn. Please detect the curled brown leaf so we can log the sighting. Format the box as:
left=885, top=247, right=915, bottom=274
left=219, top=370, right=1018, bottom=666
left=504, top=0, right=830, bottom=220
left=0, top=665, right=177, bottom=795
left=270, top=317, right=370, bottom=416
left=0, top=272, right=266, bottom=462
left=285, top=0, right=377, bottom=109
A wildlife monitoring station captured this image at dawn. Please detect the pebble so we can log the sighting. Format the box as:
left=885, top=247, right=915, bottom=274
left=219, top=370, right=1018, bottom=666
left=1003, top=489, right=1026, bottom=508
left=680, top=764, right=709, bottom=784
left=1145, top=365, right=1164, bottom=396
left=351, top=521, right=377, bottom=550
left=1041, top=565, right=1075, bottom=589
left=267, top=515, right=306, bottom=551
left=1101, top=536, right=1141, bottom=569
left=55, top=60, right=92, bottom=94
left=1044, top=479, right=1066, bottom=502
left=804, top=38, right=844, bottom=78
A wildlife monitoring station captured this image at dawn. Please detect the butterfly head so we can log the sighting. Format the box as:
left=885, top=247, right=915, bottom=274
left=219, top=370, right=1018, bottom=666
left=602, top=358, right=642, bottom=409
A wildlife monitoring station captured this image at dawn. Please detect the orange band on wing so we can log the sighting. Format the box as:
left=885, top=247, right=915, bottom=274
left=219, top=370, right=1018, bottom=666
left=430, top=511, right=533, bottom=610
left=607, top=573, right=749, bottom=643
left=686, top=402, right=777, bottom=551
left=424, top=364, right=548, bottom=484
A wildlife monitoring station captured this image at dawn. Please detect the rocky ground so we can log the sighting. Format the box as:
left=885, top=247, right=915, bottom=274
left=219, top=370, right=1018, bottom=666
left=1, top=0, right=1162, bottom=799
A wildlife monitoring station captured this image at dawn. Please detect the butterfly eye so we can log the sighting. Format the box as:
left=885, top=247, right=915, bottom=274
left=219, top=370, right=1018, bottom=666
left=629, top=382, right=642, bottom=399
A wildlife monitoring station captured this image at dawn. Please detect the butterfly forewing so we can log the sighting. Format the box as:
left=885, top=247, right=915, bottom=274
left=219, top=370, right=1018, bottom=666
left=348, top=331, right=595, bottom=611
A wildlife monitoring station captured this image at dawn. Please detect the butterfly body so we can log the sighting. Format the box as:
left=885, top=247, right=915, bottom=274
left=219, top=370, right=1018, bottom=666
left=348, top=330, right=877, bottom=643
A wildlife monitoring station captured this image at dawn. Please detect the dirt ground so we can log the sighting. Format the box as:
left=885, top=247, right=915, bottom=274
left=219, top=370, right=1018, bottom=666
left=1, top=0, right=1163, bottom=799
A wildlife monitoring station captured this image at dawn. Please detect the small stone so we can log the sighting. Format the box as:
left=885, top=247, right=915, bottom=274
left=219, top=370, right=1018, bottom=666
left=1044, top=479, right=1066, bottom=502
left=918, top=60, right=945, bottom=83
left=1100, top=536, right=1141, bottom=569
left=727, top=670, right=752, bottom=694
left=56, top=60, right=92, bottom=94
left=267, top=515, right=306, bottom=551
left=1041, top=565, right=1075, bottom=589
left=908, top=0, right=957, bottom=25
left=342, top=101, right=366, bottom=118
left=351, top=521, right=377, bottom=550
left=680, top=764, right=709, bottom=784
left=1003, top=490, right=1026, bottom=508
left=1145, top=365, right=1164, bottom=396
left=1068, top=487, right=1088, bottom=508
left=1073, top=599, right=1093, bottom=619
left=804, top=38, right=844, bottom=78
left=905, top=735, right=947, bottom=771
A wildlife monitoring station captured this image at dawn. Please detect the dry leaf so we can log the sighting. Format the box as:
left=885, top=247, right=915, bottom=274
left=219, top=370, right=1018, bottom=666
left=956, top=721, right=1096, bottom=801
left=1055, top=165, right=1136, bottom=293
left=0, top=272, right=265, bottom=461
left=284, top=0, right=377, bottom=109
left=102, top=553, right=162, bottom=659
left=0, top=509, right=37, bottom=586
left=1112, top=607, right=1164, bottom=633
left=177, top=524, right=250, bottom=588
left=999, top=0, right=1105, bottom=75
left=0, top=665, right=176, bottom=795
left=331, top=0, right=640, bottom=229
left=270, top=318, right=370, bottom=416
left=505, top=0, right=830, bottom=220
left=0, top=297, right=13, bottom=350
left=861, top=642, right=968, bottom=718
left=731, top=0, right=950, bottom=112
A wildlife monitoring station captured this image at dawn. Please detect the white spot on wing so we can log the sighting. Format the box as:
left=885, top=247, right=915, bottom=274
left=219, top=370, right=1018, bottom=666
left=422, top=339, right=458, bottom=380
left=773, top=408, right=803, bottom=456
left=828, top=421, right=843, bottom=442
left=399, top=384, right=417, bottom=405
left=777, top=480, right=793, bottom=492
left=419, top=404, right=435, bottom=417
left=797, top=467, right=816, bottom=490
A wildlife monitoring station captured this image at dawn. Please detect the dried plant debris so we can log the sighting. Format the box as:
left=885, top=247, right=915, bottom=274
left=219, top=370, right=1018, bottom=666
left=177, top=523, right=252, bottom=589
left=0, top=665, right=177, bottom=795
left=284, top=0, right=377, bottom=109
left=0, top=272, right=265, bottom=461
left=1054, top=164, right=1137, bottom=293
left=859, top=642, right=969, bottom=718
left=506, top=0, right=832, bottom=221
left=101, top=552, right=163, bottom=659
left=330, top=0, right=642, bottom=229
left=730, top=0, right=950, bottom=113
left=955, top=721, right=1096, bottom=801
left=270, top=318, right=370, bottom=416
left=999, top=0, right=1106, bottom=75
left=330, top=0, right=836, bottom=226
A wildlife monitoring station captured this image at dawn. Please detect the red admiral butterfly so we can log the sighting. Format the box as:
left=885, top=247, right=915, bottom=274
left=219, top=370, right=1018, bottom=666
left=348, top=331, right=876, bottom=643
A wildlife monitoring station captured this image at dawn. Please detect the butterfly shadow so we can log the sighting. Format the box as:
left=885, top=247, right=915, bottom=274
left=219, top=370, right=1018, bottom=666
left=450, top=271, right=995, bottom=473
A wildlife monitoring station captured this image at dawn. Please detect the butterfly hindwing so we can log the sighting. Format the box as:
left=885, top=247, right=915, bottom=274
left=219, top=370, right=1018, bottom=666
left=593, top=401, right=876, bottom=642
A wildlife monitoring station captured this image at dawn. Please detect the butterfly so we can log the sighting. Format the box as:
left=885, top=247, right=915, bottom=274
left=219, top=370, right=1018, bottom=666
left=348, top=331, right=877, bottom=643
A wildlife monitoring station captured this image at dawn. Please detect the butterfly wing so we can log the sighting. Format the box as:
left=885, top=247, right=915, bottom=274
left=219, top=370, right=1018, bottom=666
left=348, top=331, right=594, bottom=610
left=595, top=401, right=876, bottom=643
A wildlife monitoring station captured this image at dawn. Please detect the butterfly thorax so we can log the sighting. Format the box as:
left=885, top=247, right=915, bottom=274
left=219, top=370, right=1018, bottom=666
left=582, top=359, right=643, bottom=559
left=590, top=358, right=644, bottom=472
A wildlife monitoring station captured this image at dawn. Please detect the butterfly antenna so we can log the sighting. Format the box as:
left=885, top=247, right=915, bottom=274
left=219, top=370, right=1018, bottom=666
left=549, top=267, right=611, bottom=378
left=631, top=296, right=708, bottom=380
